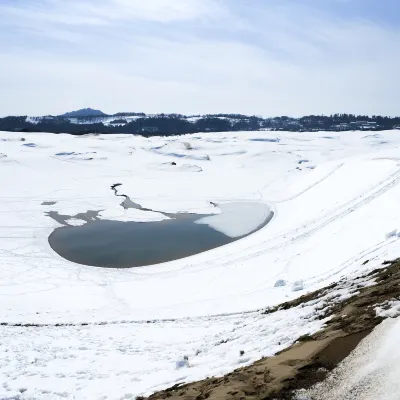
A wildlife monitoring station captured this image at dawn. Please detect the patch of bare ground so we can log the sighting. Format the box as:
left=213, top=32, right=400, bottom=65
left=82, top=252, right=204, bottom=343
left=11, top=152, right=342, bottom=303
left=143, top=259, right=400, bottom=400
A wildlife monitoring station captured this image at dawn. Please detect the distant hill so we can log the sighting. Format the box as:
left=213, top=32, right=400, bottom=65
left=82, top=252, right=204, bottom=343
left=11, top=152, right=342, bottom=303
left=61, top=108, right=107, bottom=118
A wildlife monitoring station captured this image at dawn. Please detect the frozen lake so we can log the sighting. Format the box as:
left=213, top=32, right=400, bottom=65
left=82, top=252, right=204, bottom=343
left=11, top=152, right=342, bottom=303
left=48, top=203, right=273, bottom=268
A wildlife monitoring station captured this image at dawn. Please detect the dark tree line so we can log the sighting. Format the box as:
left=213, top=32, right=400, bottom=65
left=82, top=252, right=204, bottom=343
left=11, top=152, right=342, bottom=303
left=1, top=113, right=399, bottom=136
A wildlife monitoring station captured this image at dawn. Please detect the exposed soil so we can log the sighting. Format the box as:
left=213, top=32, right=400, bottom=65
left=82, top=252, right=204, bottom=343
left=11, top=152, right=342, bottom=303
left=144, top=259, right=400, bottom=400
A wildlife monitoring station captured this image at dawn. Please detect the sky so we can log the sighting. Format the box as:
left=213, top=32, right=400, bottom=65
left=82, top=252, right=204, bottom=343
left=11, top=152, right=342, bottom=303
left=0, top=0, right=399, bottom=117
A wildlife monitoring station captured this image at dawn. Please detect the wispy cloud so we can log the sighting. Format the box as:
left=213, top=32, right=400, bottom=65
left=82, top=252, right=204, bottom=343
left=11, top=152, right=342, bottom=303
left=1, top=0, right=222, bottom=25
left=0, top=0, right=399, bottom=116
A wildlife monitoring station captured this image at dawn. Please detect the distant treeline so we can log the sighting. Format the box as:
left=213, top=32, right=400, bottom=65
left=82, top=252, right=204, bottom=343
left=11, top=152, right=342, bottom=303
left=1, top=113, right=400, bottom=136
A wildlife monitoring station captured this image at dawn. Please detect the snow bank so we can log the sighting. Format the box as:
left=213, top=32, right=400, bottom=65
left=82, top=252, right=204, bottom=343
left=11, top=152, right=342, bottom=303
left=148, top=141, right=210, bottom=161
left=385, top=229, right=400, bottom=239
left=153, top=162, right=203, bottom=172
left=292, top=280, right=305, bottom=292
left=301, top=317, right=400, bottom=400
left=376, top=300, right=400, bottom=318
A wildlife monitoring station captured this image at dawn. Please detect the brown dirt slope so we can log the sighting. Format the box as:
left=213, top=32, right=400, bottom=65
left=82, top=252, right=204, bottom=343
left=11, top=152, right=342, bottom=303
left=143, top=259, right=400, bottom=400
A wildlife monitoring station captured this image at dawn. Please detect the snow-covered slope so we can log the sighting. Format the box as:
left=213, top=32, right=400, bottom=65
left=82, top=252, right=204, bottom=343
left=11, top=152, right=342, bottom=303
left=1, top=130, right=400, bottom=399
left=302, top=316, right=400, bottom=400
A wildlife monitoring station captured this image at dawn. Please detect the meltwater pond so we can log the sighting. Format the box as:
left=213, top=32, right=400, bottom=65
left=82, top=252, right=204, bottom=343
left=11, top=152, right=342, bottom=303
left=49, top=203, right=272, bottom=268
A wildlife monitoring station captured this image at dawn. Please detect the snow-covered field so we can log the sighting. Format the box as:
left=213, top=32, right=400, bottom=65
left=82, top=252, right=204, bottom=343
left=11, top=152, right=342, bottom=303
left=1, top=130, right=400, bottom=399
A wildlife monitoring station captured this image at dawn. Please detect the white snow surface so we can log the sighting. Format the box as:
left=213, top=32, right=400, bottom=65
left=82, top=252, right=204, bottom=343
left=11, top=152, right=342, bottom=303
left=298, top=317, right=400, bottom=400
left=0, top=269, right=374, bottom=400
left=1, top=129, right=400, bottom=398
left=0, top=303, right=328, bottom=400
left=376, top=299, right=400, bottom=318
left=195, top=202, right=271, bottom=238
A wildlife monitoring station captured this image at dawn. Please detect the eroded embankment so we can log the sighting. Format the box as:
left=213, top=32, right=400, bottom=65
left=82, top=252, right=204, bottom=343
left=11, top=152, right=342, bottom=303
left=143, top=259, right=400, bottom=400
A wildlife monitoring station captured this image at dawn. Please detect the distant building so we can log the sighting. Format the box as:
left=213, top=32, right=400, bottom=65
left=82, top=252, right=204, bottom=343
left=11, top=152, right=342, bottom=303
left=350, top=121, right=366, bottom=126
left=333, top=123, right=351, bottom=131
left=360, top=122, right=378, bottom=130
left=346, top=121, right=379, bottom=130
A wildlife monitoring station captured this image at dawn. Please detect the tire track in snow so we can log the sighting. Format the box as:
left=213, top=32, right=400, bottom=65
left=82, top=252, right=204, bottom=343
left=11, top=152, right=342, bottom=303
left=275, top=162, right=344, bottom=203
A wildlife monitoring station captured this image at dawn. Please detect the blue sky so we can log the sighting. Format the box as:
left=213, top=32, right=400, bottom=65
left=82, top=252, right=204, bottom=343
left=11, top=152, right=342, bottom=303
left=0, top=0, right=399, bottom=116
